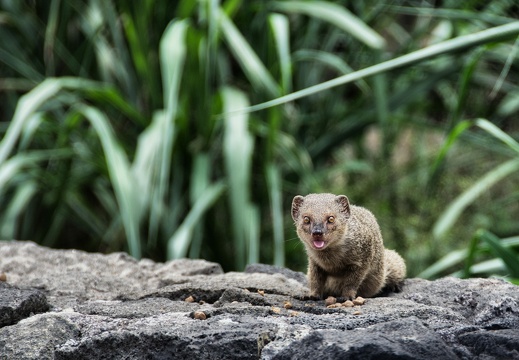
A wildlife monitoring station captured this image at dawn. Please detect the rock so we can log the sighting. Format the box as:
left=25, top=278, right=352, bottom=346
left=262, top=317, right=459, bottom=359
left=1, top=240, right=519, bottom=359
left=0, top=312, right=80, bottom=360
left=0, top=282, right=49, bottom=327
left=245, top=263, right=308, bottom=285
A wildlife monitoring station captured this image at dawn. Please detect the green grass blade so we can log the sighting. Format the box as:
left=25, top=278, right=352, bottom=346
left=475, top=118, right=519, bottom=154
left=188, top=153, right=212, bottom=259
left=161, top=19, right=188, bottom=122
left=142, top=19, right=189, bottom=247
left=272, top=1, right=386, bottom=50
left=433, top=158, right=519, bottom=239
left=429, top=120, right=473, bottom=181
left=463, top=233, right=481, bottom=278
left=0, top=78, right=61, bottom=164
left=267, top=164, right=285, bottom=267
left=218, top=8, right=279, bottom=97
left=132, top=110, right=166, bottom=246
left=269, top=13, right=292, bottom=94
left=478, top=230, right=519, bottom=278
left=167, top=181, right=225, bottom=259
left=222, top=86, right=253, bottom=269
left=0, top=150, right=70, bottom=191
left=293, top=49, right=370, bottom=93
left=248, top=204, right=260, bottom=265
left=417, top=248, right=468, bottom=279
left=232, top=21, right=519, bottom=114
left=0, top=182, right=37, bottom=238
left=77, top=105, right=142, bottom=258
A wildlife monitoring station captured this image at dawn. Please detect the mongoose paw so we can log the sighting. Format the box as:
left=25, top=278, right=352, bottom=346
left=308, top=291, right=323, bottom=301
left=342, top=289, right=357, bottom=301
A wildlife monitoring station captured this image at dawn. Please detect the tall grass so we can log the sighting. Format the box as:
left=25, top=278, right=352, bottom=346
left=1, top=1, right=518, bottom=275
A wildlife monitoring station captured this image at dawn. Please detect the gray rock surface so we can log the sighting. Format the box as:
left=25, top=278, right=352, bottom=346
left=1, top=240, right=519, bottom=359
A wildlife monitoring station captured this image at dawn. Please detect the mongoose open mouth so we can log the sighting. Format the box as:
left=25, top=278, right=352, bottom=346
left=313, top=240, right=326, bottom=249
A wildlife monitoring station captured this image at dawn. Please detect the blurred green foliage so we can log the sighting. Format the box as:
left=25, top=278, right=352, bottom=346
left=0, top=0, right=518, bottom=277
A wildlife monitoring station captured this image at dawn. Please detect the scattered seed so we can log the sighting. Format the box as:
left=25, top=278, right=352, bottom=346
left=185, top=295, right=195, bottom=303
left=193, top=311, right=207, bottom=320
left=289, top=311, right=299, bottom=317
left=342, top=300, right=354, bottom=307
left=283, top=301, right=293, bottom=309
left=353, top=296, right=365, bottom=306
left=324, top=296, right=337, bottom=306
left=0, top=273, right=6, bottom=282
left=257, top=290, right=265, bottom=296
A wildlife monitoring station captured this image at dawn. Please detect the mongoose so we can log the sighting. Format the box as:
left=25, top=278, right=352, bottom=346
left=291, top=193, right=406, bottom=299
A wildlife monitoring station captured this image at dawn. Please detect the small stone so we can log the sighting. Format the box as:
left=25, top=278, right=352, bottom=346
left=327, top=303, right=342, bottom=309
left=199, top=300, right=206, bottom=305
left=283, top=301, right=293, bottom=309
left=193, top=311, right=207, bottom=320
left=185, top=295, right=195, bottom=303
left=0, top=273, right=6, bottom=282
left=353, top=310, right=362, bottom=315
left=353, top=296, right=365, bottom=306
left=342, top=300, right=354, bottom=307
left=257, top=290, right=265, bottom=296
left=289, top=311, right=299, bottom=317
left=271, top=306, right=281, bottom=314
left=324, top=296, right=337, bottom=306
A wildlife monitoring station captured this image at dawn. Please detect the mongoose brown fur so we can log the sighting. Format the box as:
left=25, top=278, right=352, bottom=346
left=291, top=193, right=406, bottom=299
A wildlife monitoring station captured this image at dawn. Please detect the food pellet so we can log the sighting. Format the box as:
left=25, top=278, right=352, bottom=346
left=324, top=296, right=337, bottom=306
left=193, top=311, right=207, bottom=320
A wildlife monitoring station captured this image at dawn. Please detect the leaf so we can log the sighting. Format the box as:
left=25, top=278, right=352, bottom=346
left=475, top=118, right=519, bottom=154
left=429, top=120, right=472, bottom=182
left=269, top=13, right=292, bottom=94
left=266, top=164, right=285, bottom=267
left=0, top=78, right=61, bottom=164
left=272, top=1, right=386, bottom=50
left=417, top=248, right=468, bottom=279
left=478, top=230, right=519, bottom=278
left=218, top=8, right=279, bottom=97
left=222, top=86, right=254, bottom=269
left=77, top=105, right=142, bottom=258
left=234, top=21, right=519, bottom=114
left=433, top=158, right=519, bottom=239
left=167, top=182, right=225, bottom=259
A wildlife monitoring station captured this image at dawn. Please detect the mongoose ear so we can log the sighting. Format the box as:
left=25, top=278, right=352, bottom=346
left=291, top=195, right=305, bottom=221
left=335, top=195, right=350, bottom=217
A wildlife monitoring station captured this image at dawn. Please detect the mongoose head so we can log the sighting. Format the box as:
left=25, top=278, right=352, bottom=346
left=291, top=193, right=351, bottom=251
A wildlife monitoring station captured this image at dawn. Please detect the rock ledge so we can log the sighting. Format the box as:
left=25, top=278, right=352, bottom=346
left=1, top=241, right=518, bottom=359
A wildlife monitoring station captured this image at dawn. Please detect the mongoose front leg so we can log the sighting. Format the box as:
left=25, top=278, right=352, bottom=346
left=338, top=266, right=367, bottom=300
left=307, top=261, right=327, bottom=299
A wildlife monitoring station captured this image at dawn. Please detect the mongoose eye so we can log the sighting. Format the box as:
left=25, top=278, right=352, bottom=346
left=303, top=216, right=310, bottom=224
left=327, top=216, right=335, bottom=223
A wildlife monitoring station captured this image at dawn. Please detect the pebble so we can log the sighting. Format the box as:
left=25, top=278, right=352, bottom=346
left=193, top=311, right=207, bottom=320
left=0, top=273, right=6, bottom=282
left=342, top=300, right=354, bottom=307
left=185, top=296, right=195, bottom=303
left=353, top=296, right=365, bottom=306
left=326, top=303, right=342, bottom=309
left=324, top=296, right=337, bottom=306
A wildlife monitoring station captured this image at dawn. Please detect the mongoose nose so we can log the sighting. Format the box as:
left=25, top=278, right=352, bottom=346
left=312, top=228, right=323, bottom=237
